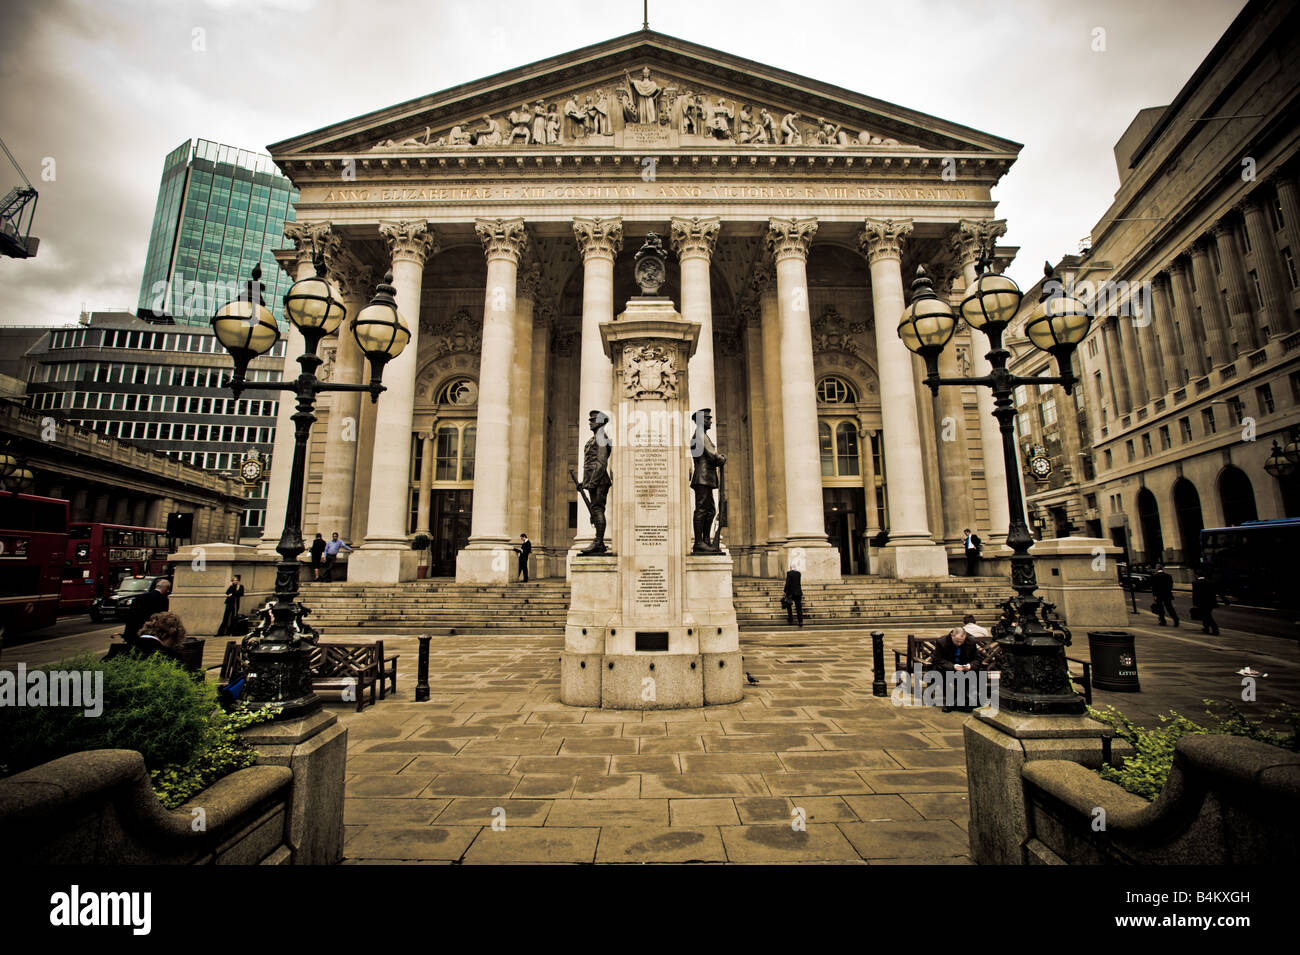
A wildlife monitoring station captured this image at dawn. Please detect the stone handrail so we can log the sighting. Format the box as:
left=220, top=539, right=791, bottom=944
left=1020, top=735, right=1300, bottom=864
left=0, top=749, right=292, bottom=864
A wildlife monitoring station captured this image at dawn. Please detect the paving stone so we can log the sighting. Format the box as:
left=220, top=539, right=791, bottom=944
left=344, top=754, right=417, bottom=774
left=640, top=773, right=770, bottom=798
left=345, top=775, right=434, bottom=798
left=669, top=798, right=742, bottom=827
left=582, top=709, right=642, bottom=723
left=622, top=723, right=668, bottom=737
left=637, top=736, right=707, bottom=755
left=345, top=797, right=449, bottom=826
left=458, top=738, right=564, bottom=756
left=776, top=750, right=898, bottom=772
left=462, top=827, right=599, bottom=864
left=558, top=738, right=639, bottom=756
left=597, top=827, right=727, bottom=863
left=901, top=792, right=971, bottom=820
left=420, top=774, right=520, bottom=798
left=358, top=739, right=462, bottom=755
left=610, top=755, right=682, bottom=774
left=885, top=748, right=970, bottom=769
left=434, top=798, right=552, bottom=827
left=344, top=826, right=480, bottom=862
left=704, top=733, right=821, bottom=753
left=861, top=769, right=968, bottom=793
left=417, top=725, right=504, bottom=739
left=511, top=774, right=578, bottom=798
left=401, top=755, right=518, bottom=775
left=841, top=794, right=924, bottom=822
left=814, top=732, right=933, bottom=750
left=786, top=796, right=857, bottom=823
left=666, top=721, right=727, bottom=736
left=763, top=772, right=874, bottom=796
left=572, top=774, right=641, bottom=798
left=837, top=820, right=970, bottom=860
left=497, top=725, right=549, bottom=740
left=733, top=796, right=797, bottom=825
left=680, top=753, right=786, bottom=774
left=541, top=723, right=622, bottom=738
left=545, top=798, right=669, bottom=827
left=719, top=825, right=861, bottom=863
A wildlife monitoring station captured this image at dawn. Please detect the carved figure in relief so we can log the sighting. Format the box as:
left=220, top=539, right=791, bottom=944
left=577, top=410, right=613, bottom=556
left=780, top=112, right=802, bottom=145
left=707, top=98, right=734, bottom=139
left=625, top=343, right=678, bottom=399
left=563, top=96, right=585, bottom=139
left=545, top=104, right=561, bottom=144
left=447, top=125, right=472, bottom=146
left=758, top=109, right=777, bottom=144
left=689, top=409, right=726, bottom=554
left=584, top=95, right=611, bottom=135
left=624, top=67, right=662, bottom=124
left=818, top=120, right=851, bottom=145
left=616, top=88, right=638, bottom=123
left=681, top=93, right=705, bottom=135
left=508, top=105, right=532, bottom=144
left=857, top=130, right=900, bottom=146
left=531, top=101, right=547, bottom=145
left=477, top=114, right=502, bottom=146
left=736, top=105, right=755, bottom=143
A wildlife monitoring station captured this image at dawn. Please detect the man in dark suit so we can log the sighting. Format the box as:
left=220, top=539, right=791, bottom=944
left=1191, top=573, right=1220, bottom=635
left=930, top=626, right=983, bottom=711
left=962, top=528, right=982, bottom=577
left=516, top=533, right=532, bottom=582
left=1150, top=563, right=1179, bottom=626
left=689, top=408, right=726, bottom=554
left=122, top=577, right=171, bottom=646
left=783, top=568, right=803, bottom=627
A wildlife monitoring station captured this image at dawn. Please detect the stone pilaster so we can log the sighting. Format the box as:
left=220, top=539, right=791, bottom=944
left=508, top=263, right=541, bottom=544
left=349, top=219, right=436, bottom=585
left=741, top=302, right=768, bottom=576
left=754, top=264, right=788, bottom=575
left=570, top=216, right=623, bottom=558
left=1151, top=272, right=1186, bottom=388
left=527, top=303, right=552, bottom=574
left=767, top=217, right=839, bottom=579
left=860, top=217, right=946, bottom=578
left=457, top=217, right=528, bottom=583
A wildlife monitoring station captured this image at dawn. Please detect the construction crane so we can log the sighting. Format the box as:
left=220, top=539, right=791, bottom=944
left=0, top=136, right=38, bottom=259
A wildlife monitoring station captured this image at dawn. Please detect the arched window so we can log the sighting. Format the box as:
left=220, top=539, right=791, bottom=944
left=435, top=377, right=478, bottom=406
left=835, top=422, right=860, bottom=476
left=817, top=376, right=858, bottom=404
left=819, top=422, right=834, bottom=476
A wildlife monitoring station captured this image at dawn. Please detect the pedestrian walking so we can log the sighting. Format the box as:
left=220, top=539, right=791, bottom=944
left=1150, top=563, right=1179, bottom=627
left=515, top=533, right=532, bottom=582
left=322, top=532, right=351, bottom=582
left=309, top=533, right=326, bottom=580
left=782, top=568, right=803, bottom=627
left=962, top=528, right=982, bottom=577
left=217, top=574, right=244, bottom=636
left=1191, top=573, right=1221, bottom=635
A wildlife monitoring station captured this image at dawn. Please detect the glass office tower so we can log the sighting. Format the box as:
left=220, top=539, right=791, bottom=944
left=137, top=139, right=299, bottom=326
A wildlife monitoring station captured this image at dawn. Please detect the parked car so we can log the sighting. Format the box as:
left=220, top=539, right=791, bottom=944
left=88, top=575, right=154, bottom=622
left=1116, top=562, right=1152, bottom=592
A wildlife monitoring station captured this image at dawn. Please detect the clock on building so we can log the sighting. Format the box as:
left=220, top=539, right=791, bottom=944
left=1029, top=451, right=1052, bottom=480
left=239, top=451, right=265, bottom=486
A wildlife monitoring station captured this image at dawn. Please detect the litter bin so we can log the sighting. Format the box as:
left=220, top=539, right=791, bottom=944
left=1087, top=630, right=1140, bottom=692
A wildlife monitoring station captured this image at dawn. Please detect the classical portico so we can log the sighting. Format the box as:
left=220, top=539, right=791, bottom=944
left=263, top=30, right=1023, bottom=584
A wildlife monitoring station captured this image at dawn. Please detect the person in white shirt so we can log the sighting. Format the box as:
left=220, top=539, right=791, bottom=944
left=962, top=613, right=991, bottom=639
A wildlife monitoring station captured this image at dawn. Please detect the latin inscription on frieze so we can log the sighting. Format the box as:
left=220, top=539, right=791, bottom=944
left=318, top=183, right=972, bottom=203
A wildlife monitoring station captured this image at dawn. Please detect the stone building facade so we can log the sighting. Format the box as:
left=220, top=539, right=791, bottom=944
left=260, top=30, right=1026, bottom=583
left=1009, top=0, right=1300, bottom=571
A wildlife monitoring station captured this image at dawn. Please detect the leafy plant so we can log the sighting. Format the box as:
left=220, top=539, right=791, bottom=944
left=1089, top=700, right=1299, bottom=802
left=411, top=534, right=431, bottom=552
left=149, top=702, right=281, bottom=810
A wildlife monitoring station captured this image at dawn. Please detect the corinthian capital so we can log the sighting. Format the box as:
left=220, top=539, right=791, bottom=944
left=572, top=216, right=623, bottom=261
left=284, top=221, right=340, bottom=273
left=858, top=217, right=913, bottom=264
left=949, top=218, right=1007, bottom=270
left=379, top=219, right=437, bottom=267
left=475, top=217, right=529, bottom=264
left=766, top=217, right=818, bottom=262
left=669, top=216, right=722, bottom=260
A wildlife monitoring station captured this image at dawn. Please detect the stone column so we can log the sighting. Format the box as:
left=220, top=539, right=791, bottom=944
left=1213, top=220, right=1260, bottom=353
left=742, top=304, right=768, bottom=575
left=1189, top=238, right=1233, bottom=367
left=1116, top=310, right=1149, bottom=408
left=527, top=303, right=551, bottom=572
left=755, top=266, right=788, bottom=576
left=1240, top=193, right=1298, bottom=336
left=670, top=217, right=722, bottom=416
left=71, top=487, right=89, bottom=523
left=457, top=218, right=527, bottom=583
left=1168, top=259, right=1208, bottom=379
left=767, top=217, right=838, bottom=579
left=508, top=264, right=540, bottom=542
left=1275, top=173, right=1300, bottom=271
left=349, top=219, right=436, bottom=585
left=1151, top=272, right=1186, bottom=387
left=1133, top=276, right=1166, bottom=399
left=953, top=219, right=1011, bottom=544
left=316, top=253, right=371, bottom=541
left=859, top=217, right=947, bottom=578
left=260, top=222, right=337, bottom=554
left=859, top=422, right=881, bottom=538
left=570, top=216, right=623, bottom=556
left=1101, top=318, right=1131, bottom=414
left=415, top=431, right=434, bottom=536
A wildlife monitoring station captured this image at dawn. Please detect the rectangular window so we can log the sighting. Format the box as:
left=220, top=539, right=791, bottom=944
left=1202, top=408, right=1216, bottom=435
left=1040, top=398, right=1057, bottom=428
left=1159, top=425, right=1172, bottom=450
left=1104, top=449, right=1113, bottom=469
left=435, top=427, right=459, bottom=481
left=1270, top=195, right=1285, bottom=232
left=1227, top=396, right=1245, bottom=426
left=1249, top=269, right=1261, bottom=306
left=1141, top=433, right=1152, bottom=456
left=1283, top=248, right=1299, bottom=290
left=1126, top=439, right=1135, bottom=462
left=1257, top=383, right=1275, bottom=415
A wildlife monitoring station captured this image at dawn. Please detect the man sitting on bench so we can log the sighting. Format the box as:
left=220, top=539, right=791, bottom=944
left=929, top=626, right=983, bottom=712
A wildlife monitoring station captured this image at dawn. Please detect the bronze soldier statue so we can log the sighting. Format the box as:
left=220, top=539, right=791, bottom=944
left=689, top=408, right=726, bottom=553
left=577, top=410, right=612, bottom=555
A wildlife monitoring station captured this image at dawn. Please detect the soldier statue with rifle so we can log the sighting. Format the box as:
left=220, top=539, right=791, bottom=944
left=689, top=408, right=727, bottom=554
left=571, top=410, right=613, bottom=556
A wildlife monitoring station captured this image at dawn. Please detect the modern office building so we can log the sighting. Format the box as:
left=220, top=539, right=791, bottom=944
left=136, top=138, right=300, bottom=326
left=1009, top=0, right=1300, bottom=573
left=15, top=312, right=287, bottom=537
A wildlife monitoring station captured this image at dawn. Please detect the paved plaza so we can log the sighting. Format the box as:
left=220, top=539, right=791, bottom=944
left=5, top=610, right=1295, bottom=864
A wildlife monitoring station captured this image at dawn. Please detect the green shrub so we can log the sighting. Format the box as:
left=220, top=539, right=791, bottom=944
left=1089, top=701, right=1299, bottom=802
left=0, top=652, right=280, bottom=810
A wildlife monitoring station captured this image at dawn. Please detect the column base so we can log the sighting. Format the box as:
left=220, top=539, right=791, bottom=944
left=455, top=541, right=513, bottom=584
left=347, top=545, right=418, bottom=585
left=560, top=650, right=744, bottom=709
left=782, top=540, right=841, bottom=580
left=879, top=541, right=949, bottom=579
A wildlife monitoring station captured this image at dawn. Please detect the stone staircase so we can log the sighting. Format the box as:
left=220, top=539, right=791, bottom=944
left=297, top=576, right=1012, bottom=636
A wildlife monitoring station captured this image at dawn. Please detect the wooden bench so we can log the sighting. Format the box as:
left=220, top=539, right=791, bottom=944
left=892, top=632, right=1093, bottom=706
left=213, top=640, right=397, bottom=712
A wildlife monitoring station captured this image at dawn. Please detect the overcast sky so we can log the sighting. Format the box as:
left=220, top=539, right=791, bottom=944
left=0, top=0, right=1248, bottom=327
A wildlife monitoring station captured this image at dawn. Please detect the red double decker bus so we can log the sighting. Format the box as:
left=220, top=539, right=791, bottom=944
left=0, top=493, right=69, bottom=642
left=61, top=522, right=170, bottom=616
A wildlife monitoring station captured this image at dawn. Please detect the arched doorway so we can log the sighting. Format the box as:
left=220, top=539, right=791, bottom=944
left=1172, top=478, right=1204, bottom=567
left=1136, top=488, right=1163, bottom=565
left=1218, top=466, right=1258, bottom=526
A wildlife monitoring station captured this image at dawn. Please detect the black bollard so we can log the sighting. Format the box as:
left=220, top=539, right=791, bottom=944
left=415, top=634, right=431, bottom=702
left=871, top=630, right=887, bottom=697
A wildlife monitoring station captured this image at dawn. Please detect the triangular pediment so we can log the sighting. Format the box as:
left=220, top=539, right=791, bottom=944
left=269, top=31, right=1019, bottom=161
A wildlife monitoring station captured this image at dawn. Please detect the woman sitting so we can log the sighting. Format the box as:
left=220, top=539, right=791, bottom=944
left=134, top=612, right=187, bottom=663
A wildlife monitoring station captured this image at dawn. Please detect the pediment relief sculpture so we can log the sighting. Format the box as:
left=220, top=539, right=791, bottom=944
left=367, top=65, right=913, bottom=152
left=420, top=306, right=483, bottom=359
left=812, top=305, right=872, bottom=360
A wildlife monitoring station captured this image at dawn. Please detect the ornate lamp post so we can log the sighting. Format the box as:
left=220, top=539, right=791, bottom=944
left=211, top=257, right=409, bottom=717
left=898, top=255, right=1092, bottom=714
left=0, top=445, right=35, bottom=495
left=1263, top=431, right=1299, bottom=479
